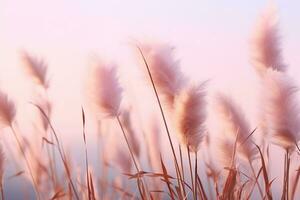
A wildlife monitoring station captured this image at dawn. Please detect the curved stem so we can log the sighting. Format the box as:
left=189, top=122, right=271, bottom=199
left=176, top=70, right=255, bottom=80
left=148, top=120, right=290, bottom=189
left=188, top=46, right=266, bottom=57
left=187, top=147, right=195, bottom=200
left=249, top=161, right=263, bottom=198
left=32, top=104, right=79, bottom=200
left=10, top=126, right=41, bottom=200
left=195, top=151, right=198, bottom=200
left=179, top=145, right=187, bottom=197
left=137, top=46, right=183, bottom=195
left=1, top=182, right=4, bottom=200
left=116, top=116, right=147, bottom=200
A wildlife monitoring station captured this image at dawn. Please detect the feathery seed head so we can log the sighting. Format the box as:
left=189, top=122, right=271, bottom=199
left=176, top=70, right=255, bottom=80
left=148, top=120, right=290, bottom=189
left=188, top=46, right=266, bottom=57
left=85, top=59, right=123, bottom=119
left=139, top=42, right=186, bottom=107
left=262, top=69, right=300, bottom=150
left=250, top=6, right=286, bottom=75
left=0, top=91, right=16, bottom=129
left=213, top=93, right=256, bottom=162
left=174, top=83, right=207, bottom=152
left=21, top=51, right=49, bottom=88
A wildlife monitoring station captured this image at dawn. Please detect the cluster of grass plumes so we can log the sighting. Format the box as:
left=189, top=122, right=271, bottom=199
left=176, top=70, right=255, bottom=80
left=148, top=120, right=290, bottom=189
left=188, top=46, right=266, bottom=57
left=1, top=5, right=300, bottom=200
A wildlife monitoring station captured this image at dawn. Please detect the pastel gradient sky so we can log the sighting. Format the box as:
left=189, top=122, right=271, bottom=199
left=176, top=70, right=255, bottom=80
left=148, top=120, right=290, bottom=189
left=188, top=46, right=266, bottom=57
left=1, top=0, right=300, bottom=197
left=1, top=0, right=299, bottom=137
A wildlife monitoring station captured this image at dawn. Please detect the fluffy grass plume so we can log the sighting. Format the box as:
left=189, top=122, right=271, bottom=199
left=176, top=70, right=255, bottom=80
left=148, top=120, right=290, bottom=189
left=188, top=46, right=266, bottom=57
left=174, top=83, right=207, bottom=152
left=20, top=51, right=49, bottom=88
left=139, top=42, right=186, bottom=108
left=0, top=90, right=16, bottom=129
left=85, top=59, right=122, bottom=118
left=212, top=93, right=256, bottom=162
left=261, top=69, right=300, bottom=150
left=250, top=5, right=286, bottom=75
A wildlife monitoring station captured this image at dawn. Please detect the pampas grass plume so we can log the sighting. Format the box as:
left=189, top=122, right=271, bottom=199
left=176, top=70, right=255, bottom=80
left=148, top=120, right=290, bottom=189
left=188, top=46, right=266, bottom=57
left=174, top=83, right=206, bottom=152
left=213, top=93, right=256, bottom=162
left=0, top=90, right=16, bottom=129
left=85, top=59, right=122, bottom=119
left=21, top=51, right=49, bottom=88
left=262, top=69, right=300, bottom=150
left=251, top=5, right=286, bottom=75
left=139, top=42, right=185, bottom=108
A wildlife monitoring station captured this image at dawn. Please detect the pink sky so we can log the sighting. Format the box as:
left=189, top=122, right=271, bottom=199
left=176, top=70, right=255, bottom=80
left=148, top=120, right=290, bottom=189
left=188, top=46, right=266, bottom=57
left=1, top=0, right=299, bottom=138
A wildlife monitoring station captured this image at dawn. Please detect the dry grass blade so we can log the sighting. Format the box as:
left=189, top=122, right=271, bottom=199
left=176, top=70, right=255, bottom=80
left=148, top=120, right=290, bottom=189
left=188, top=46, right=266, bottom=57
left=32, top=103, right=80, bottom=200
left=10, top=126, right=41, bottom=199
left=247, top=166, right=263, bottom=198
left=124, top=171, right=149, bottom=179
left=187, top=147, right=195, bottom=200
left=237, top=180, right=249, bottom=200
left=221, top=131, right=240, bottom=200
left=8, top=171, right=25, bottom=179
left=42, top=137, right=54, bottom=146
left=89, top=173, right=96, bottom=200
left=179, top=145, right=187, bottom=197
left=221, top=167, right=237, bottom=199
left=241, top=127, right=257, bottom=145
left=116, top=116, right=147, bottom=200
left=175, top=185, right=183, bottom=199
left=255, top=144, right=272, bottom=200
left=160, top=156, right=176, bottom=200
left=281, top=150, right=290, bottom=200
left=196, top=174, right=207, bottom=200
left=81, top=107, right=91, bottom=200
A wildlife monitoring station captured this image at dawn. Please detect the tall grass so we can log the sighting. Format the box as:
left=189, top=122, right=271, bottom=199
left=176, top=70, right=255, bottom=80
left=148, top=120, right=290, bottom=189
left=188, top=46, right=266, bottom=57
left=0, top=5, right=300, bottom=200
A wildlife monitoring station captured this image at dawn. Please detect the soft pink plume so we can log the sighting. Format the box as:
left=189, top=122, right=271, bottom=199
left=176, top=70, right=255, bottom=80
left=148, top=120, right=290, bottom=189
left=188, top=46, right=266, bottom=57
left=173, top=83, right=206, bottom=152
left=85, top=59, right=122, bottom=119
left=212, top=93, right=256, bottom=162
left=20, top=51, right=49, bottom=88
left=0, top=90, right=16, bottom=128
left=261, top=69, right=300, bottom=150
left=250, top=6, right=286, bottom=75
left=139, top=41, right=186, bottom=108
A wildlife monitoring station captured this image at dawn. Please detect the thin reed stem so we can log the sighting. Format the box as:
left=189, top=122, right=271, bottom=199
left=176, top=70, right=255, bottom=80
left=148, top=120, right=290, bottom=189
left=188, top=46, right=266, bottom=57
left=197, top=175, right=208, bottom=200
left=50, top=131, right=58, bottom=184
left=32, top=104, right=79, bottom=200
left=97, top=130, right=107, bottom=199
left=249, top=161, right=264, bottom=198
left=195, top=154, right=208, bottom=200
left=286, top=150, right=290, bottom=200
left=194, top=151, right=198, bottom=200
left=137, top=46, right=184, bottom=196
left=45, top=136, right=57, bottom=189
left=179, top=145, right=187, bottom=197
left=1, top=182, right=4, bottom=200
left=281, top=149, right=289, bottom=200
left=81, top=108, right=91, bottom=200
left=187, top=147, right=195, bottom=200
left=116, top=116, right=147, bottom=200
left=10, top=126, right=41, bottom=200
